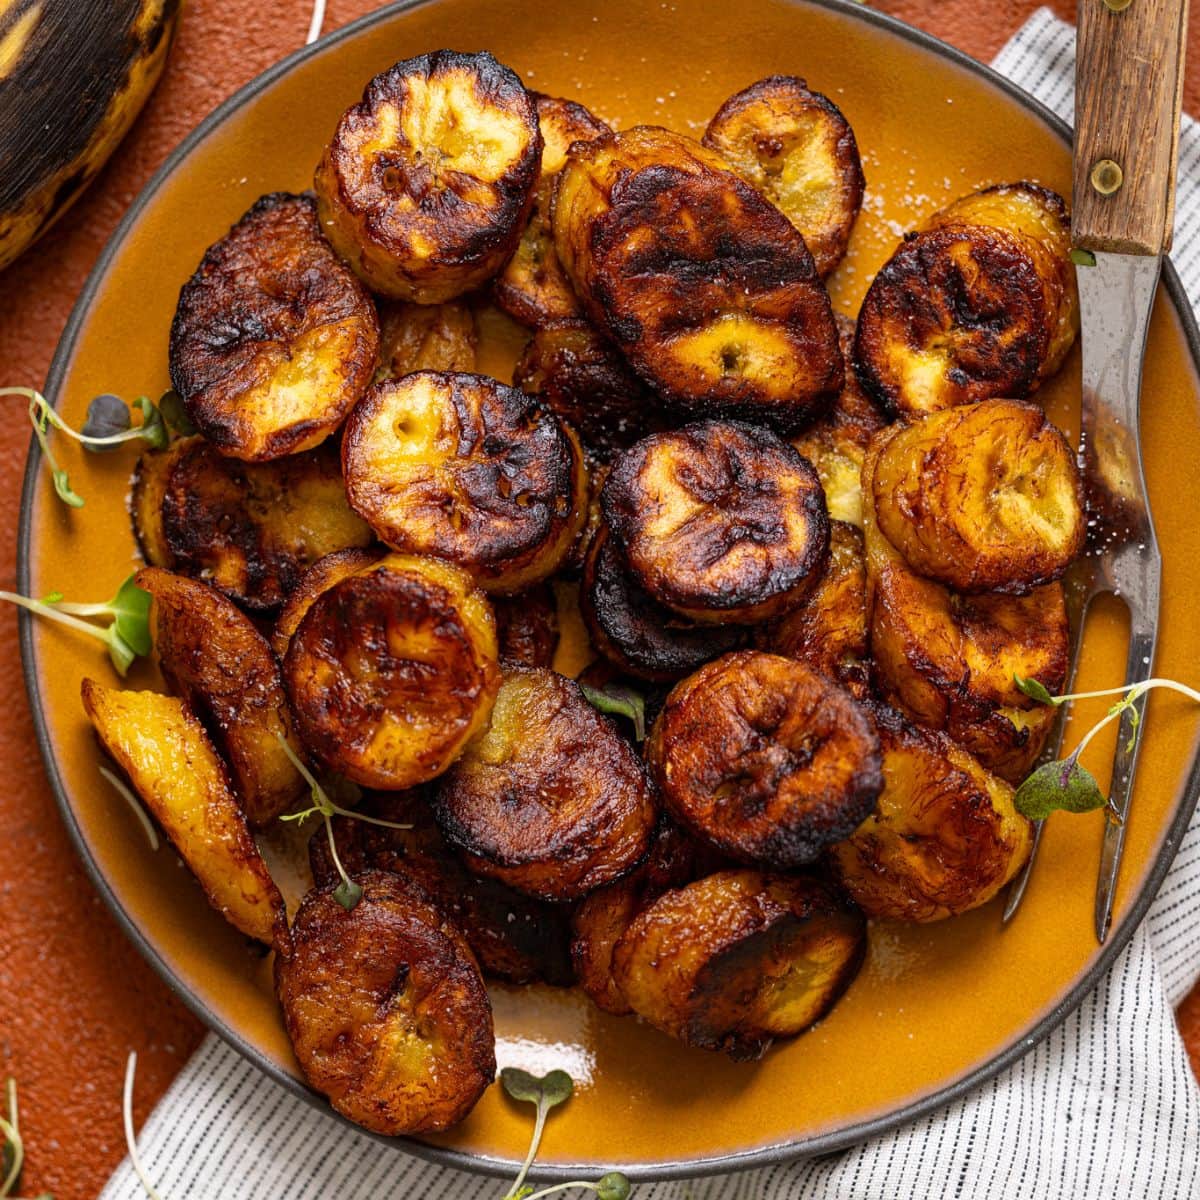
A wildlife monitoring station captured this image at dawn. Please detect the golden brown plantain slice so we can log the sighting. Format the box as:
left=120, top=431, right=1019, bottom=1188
left=790, top=315, right=888, bottom=527
left=702, top=75, right=864, bottom=277
left=646, top=650, right=881, bottom=867
left=493, top=583, right=560, bottom=668
left=169, top=192, right=379, bottom=461
left=314, top=50, right=542, bottom=303
left=283, top=553, right=500, bottom=790
left=270, top=547, right=384, bottom=659
left=602, top=420, right=829, bottom=624
left=81, top=679, right=285, bottom=944
left=132, top=437, right=374, bottom=612
left=137, top=568, right=305, bottom=828
left=376, top=299, right=477, bottom=381
left=432, top=667, right=658, bottom=901
left=863, top=438, right=1067, bottom=780
left=342, top=370, right=587, bottom=594
left=581, top=524, right=747, bottom=681
left=275, top=869, right=495, bottom=1135
left=612, top=869, right=866, bottom=1060
left=871, top=400, right=1083, bottom=593
left=827, top=704, right=1032, bottom=922
left=755, top=521, right=869, bottom=697
left=512, top=320, right=665, bottom=462
left=494, top=94, right=612, bottom=327
left=553, top=125, right=843, bottom=429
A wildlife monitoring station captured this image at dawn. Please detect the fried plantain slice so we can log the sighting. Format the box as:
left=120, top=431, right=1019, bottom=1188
left=493, top=583, right=560, bottom=668
left=494, top=94, right=612, bottom=327
left=827, top=704, right=1033, bottom=922
left=789, top=315, right=888, bottom=527
left=602, top=420, right=829, bottom=624
left=702, top=75, right=864, bottom=277
left=275, top=869, right=495, bottom=1135
left=342, top=370, right=587, bottom=594
left=646, top=650, right=881, bottom=867
left=612, top=869, right=866, bottom=1060
left=270, top=547, right=384, bottom=659
left=132, top=437, right=374, bottom=613
left=314, top=50, right=542, bottom=303
left=168, top=192, right=379, bottom=461
left=581, top=524, right=747, bottom=681
left=512, top=320, right=665, bottom=462
left=432, top=667, right=658, bottom=901
left=376, top=299, right=477, bottom=381
left=755, top=521, right=869, bottom=697
left=553, top=125, right=843, bottom=429
left=863, top=439, right=1067, bottom=780
left=81, top=679, right=285, bottom=944
left=137, top=568, right=305, bottom=828
left=871, top=400, right=1083, bottom=594
left=309, top=792, right=575, bottom=986
left=854, top=182, right=1076, bottom=418
left=283, top=553, right=500, bottom=789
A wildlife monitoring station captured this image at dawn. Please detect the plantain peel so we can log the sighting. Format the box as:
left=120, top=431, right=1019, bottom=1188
left=870, top=399, right=1083, bottom=593
left=343, top=370, right=587, bottom=594
left=703, top=75, right=864, bottom=277
left=553, top=125, right=843, bottom=429
left=315, top=50, right=542, bottom=303
left=169, top=193, right=380, bottom=461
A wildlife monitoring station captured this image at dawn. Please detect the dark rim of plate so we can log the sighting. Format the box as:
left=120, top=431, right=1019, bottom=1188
left=17, top=0, right=1200, bottom=1184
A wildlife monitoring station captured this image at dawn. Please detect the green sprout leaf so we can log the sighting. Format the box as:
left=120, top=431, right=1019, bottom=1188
left=1069, top=247, right=1098, bottom=268
left=156, top=390, right=196, bottom=437
left=1014, top=675, right=1059, bottom=706
left=596, top=1173, right=632, bottom=1200
left=132, top=396, right=169, bottom=451
left=579, top=682, right=646, bottom=742
left=1015, top=757, right=1108, bottom=821
left=107, top=575, right=154, bottom=657
left=333, top=878, right=364, bottom=910
left=80, top=394, right=132, bottom=443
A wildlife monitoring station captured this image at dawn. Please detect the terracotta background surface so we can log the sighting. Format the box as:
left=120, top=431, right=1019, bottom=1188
left=1, top=2, right=1198, bottom=1197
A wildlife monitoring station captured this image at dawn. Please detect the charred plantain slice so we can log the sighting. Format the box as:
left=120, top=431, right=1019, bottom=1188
left=275, top=869, right=495, bottom=1135
left=513, top=320, right=665, bottom=463
left=790, top=315, right=888, bottom=527
left=169, top=192, right=379, bottom=461
left=270, top=547, right=384, bottom=659
left=582, top=524, right=747, bottom=681
left=646, top=650, right=882, bottom=867
left=755, top=520, right=870, bottom=697
left=494, top=94, right=612, bottom=327
left=81, top=679, right=286, bottom=945
left=493, top=582, right=560, bottom=668
left=703, top=75, right=864, bottom=277
left=376, top=299, right=477, bottom=381
left=342, top=370, right=587, bottom=594
left=927, top=182, right=1077, bottom=382
left=432, top=667, right=658, bottom=902
left=871, top=400, right=1083, bottom=594
left=132, top=437, right=374, bottom=613
left=602, top=420, right=829, bottom=624
left=137, top=568, right=305, bottom=828
left=612, top=869, right=866, bottom=1060
left=309, top=792, right=575, bottom=986
left=283, top=553, right=500, bottom=790
left=553, top=125, right=843, bottom=430
left=863, top=438, right=1067, bottom=781
left=314, top=50, right=542, bottom=303
left=827, top=704, right=1033, bottom=922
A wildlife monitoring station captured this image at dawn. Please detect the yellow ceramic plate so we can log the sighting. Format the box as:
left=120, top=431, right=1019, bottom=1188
left=19, top=0, right=1200, bottom=1182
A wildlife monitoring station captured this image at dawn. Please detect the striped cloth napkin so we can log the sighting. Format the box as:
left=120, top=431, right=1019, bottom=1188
left=100, top=10, right=1200, bottom=1198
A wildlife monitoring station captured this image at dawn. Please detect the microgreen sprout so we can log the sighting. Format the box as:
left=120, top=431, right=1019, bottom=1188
left=1069, top=247, right=1098, bottom=268
left=275, top=735, right=411, bottom=910
left=1012, top=675, right=1200, bottom=820
left=0, top=1078, right=52, bottom=1200
left=0, top=573, right=151, bottom=676
left=579, top=681, right=646, bottom=741
left=123, top=1053, right=165, bottom=1200
left=6, top=387, right=185, bottom=507
left=99, top=766, right=160, bottom=851
left=499, top=1068, right=631, bottom=1200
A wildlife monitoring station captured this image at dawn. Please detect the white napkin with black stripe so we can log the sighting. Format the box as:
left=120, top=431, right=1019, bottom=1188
left=100, top=11, right=1200, bottom=1197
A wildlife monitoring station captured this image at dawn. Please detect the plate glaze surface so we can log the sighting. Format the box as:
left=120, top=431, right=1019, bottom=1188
left=20, top=0, right=1200, bottom=1181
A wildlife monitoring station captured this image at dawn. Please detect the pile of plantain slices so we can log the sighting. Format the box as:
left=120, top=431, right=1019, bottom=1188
left=83, top=49, right=1084, bottom=1135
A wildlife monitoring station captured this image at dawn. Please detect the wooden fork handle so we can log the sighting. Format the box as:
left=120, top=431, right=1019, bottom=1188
left=1073, top=0, right=1189, bottom=255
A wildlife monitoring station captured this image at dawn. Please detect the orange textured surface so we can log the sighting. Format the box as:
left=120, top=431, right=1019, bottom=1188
left=0, top=3, right=1198, bottom=1198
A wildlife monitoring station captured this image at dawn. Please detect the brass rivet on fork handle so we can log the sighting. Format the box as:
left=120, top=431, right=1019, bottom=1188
left=1090, top=158, right=1124, bottom=195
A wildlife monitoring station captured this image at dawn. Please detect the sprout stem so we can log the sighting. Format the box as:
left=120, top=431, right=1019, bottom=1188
left=99, top=767, right=160, bottom=852
left=1, top=1079, right=22, bottom=1199
left=1053, top=678, right=1200, bottom=707
left=123, top=1053, right=166, bottom=1200
left=505, top=1103, right=550, bottom=1200
left=306, top=0, right=326, bottom=43
left=3, top=387, right=150, bottom=450
left=0, top=590, right=114, bottom=644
